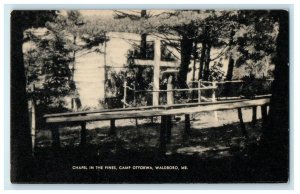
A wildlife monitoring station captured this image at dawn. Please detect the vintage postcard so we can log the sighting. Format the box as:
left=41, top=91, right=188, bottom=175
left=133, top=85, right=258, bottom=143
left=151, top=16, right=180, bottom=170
left=10, top=9, right=289, bottom=183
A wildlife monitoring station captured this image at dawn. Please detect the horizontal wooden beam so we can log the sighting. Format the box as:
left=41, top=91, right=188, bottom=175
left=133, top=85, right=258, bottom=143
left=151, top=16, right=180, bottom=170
left=133, top=59, right=180, bottom=68
left=46, top=98, right=270, bottom=124
left=44, top=96, right=271, bottom=118
left=134, top=86, right=217, bottom=93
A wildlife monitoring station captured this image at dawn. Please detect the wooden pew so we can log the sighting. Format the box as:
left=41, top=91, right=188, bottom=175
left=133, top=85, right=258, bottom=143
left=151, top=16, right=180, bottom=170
left=44, top=97, right=270, bottom=148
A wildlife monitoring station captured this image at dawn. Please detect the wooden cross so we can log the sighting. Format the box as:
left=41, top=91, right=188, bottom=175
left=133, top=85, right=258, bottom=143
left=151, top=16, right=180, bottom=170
left=133, top=38, right=180, bottom=106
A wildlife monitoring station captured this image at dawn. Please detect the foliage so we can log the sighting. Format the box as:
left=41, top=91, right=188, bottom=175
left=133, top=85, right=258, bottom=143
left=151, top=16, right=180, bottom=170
left=208, top=59, right=225, bottom=81
left=24, top=13, right=75, bottom=110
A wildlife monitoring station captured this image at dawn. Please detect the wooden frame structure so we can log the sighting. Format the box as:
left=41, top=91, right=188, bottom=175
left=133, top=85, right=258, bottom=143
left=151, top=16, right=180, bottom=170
left=44, top=97, right=271, bottom=149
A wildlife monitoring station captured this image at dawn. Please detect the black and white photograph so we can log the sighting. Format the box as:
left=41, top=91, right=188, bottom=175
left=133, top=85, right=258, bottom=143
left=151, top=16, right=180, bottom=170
left=10, top=9, right=289, bottom=183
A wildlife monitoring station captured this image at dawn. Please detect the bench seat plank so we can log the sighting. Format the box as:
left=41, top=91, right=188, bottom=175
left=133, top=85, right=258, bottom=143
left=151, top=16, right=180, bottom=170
left=46, top=98, right=270, bottom=124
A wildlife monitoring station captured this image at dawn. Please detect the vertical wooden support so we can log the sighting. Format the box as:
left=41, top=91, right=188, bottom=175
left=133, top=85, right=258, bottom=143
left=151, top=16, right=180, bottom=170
left=123, top=80, right=127, bottom=108
left=153, top=38, right=161, bottom=106
left=159, top=116, right=167, bottom=155
left=110, top=119, right=116, bottom=135
left=160, top=115, right=172, bottom=144
left=135, top=118, right=138, bottom=127
left=252, top=106, right=257, bottom=125
left=198, top=79, right=201, bottom=103
left=261, top=105, right=268, bottom=128
left=237, top=108, right=248, bottom=138
left=132, top=84, right=138, bottom=126
left=167, top=75, right=174, bottom=105
left=133, top=84, right=136, bottom=106
left=165, top=75, right=174, bottom=142
left=212, top=81, right=216, bottom=101
left=166, top=115, right=172, bottom=143
left=80, top=122, right=87, bottom=146
left=51, top=125, right=60, bottom=149
left=160, top=116, right=167, bottom=143
left=185, top=114, right=191, bottom=135
left=30, top=84, right=36, bottom=154
left=212, top=81, right=218, bottom=122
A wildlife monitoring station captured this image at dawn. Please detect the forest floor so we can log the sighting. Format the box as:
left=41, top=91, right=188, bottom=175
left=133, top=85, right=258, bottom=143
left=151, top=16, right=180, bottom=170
left=29, top=107, right=287, bottom=183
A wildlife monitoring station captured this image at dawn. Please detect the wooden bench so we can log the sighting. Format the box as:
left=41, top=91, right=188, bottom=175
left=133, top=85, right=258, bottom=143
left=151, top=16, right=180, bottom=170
left=44, top=97, right=271, bottom=148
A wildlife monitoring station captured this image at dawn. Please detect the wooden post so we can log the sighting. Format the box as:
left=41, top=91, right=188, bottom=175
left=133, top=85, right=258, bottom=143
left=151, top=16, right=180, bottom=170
left=185, top=114, right=191, bottom=135
left=160, top=115, right=172, bottom=144
left=212, top=81, right=218, bottom=121
left=153, top=38, right=161, bottom=106
left=80, top=122, right=86, bottom=146
left=160, top=116, right=167, bottom=143
left=237, top=108, right=248, bottom=138
left=261, top=105, right=268, bottom=128
left=198, top=79, right=201, bottom=103
left=133, top=84, right=136, bottom=106
left=123, top=80, right=127, bottom=108
left=166, top=115, right=172, bottom=143
left=212, top=81, right=216, bottom=101
left=165, top=75, right=174, bottom=142
left=110, top=119, right=116, bottom=135
left=30, top=84, right=36, bottom=154
left=252, top=106, right=257, bottom=125
left=132, top=84, right=138, bottom=126
left=51, top=125, right=60, bottom=149
left=159, top=115, right=167, bottom=155
left=167, top=75, right=174, bottom=105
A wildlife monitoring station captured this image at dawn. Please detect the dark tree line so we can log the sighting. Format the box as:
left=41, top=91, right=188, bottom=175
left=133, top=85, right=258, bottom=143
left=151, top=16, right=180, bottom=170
left=11, top=10, right=289, bottom=182
left=11, top=11, right=57, bottom=182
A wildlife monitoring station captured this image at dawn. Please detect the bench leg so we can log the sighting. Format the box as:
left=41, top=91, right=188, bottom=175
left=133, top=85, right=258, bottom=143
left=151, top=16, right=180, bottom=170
left=166, top=115, right=172, bottom=143
left=160, top=116, right=167, bottom=142
left=238, top=108, right=248, bottom=138
left=51, top=125, right=60, bottom=149
left=159, top=116, right=167, bottom=154
left=185, top=114, right=191, bottom=135
left=261, top=105, right=268, bottom=129
left=80, top=122, right=86, bottom=146
left=110, top=119, right=116, bottom=135
left=252, top=106, right=257, bottom=125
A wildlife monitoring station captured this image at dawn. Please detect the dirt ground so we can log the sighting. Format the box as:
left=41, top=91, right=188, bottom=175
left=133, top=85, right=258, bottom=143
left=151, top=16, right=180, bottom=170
left=36, top=107, right=264, bottom=158
left=29, top=107, right=289, bottom=183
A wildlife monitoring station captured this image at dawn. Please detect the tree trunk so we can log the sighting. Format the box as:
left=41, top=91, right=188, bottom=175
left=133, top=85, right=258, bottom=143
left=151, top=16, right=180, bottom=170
left=10, top=11, right=33, bottom=182
left=203, top=44, right=211, bottom=81
left=71, top=35, right=82, bottom=111
left=198, top=41, right=207, bottom=80
left=259, top=10, right=289, bottom=181
left=225, top=29, right=236, bottom=81
left=263, top=11, right=289, bottom=146
left=226, top=56, right=235, bottom=81
left=178, top=35, right=193, bottom=88
left=223, top=56, right=235, bottom=96
left=224, top=29, right=236, bottom=96
left=140, top=10, right=147, bottom=59
left=192, top=40, right=198, bottom=100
